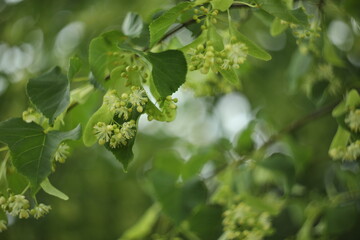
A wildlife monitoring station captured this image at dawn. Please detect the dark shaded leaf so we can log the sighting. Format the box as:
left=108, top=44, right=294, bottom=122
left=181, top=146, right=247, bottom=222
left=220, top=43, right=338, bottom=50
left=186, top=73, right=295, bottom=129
left=188, top=205, right=223, bottom=240
left=146, top=50, right=187, bottom=97
left=0, top=118, right=81, bottom=189
left=27, top=67, right=70, bottom=124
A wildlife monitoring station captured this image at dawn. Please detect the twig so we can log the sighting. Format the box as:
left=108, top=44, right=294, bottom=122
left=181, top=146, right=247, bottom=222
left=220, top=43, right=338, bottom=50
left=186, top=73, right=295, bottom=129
left=205, top=100, right=340, bottom=181
left=146, top=3, right=252, bottom=51
left=259, top=100, right=340, bottom=151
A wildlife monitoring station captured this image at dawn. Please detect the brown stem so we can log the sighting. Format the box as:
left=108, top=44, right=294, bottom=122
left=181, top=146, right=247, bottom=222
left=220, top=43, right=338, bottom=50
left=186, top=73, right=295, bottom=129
left=259, top=100, right=340, bottom=151
left=104, top=3, right=252, bottom=81
left=205, top=99, right=340, bottom=181
left=146, top=3, right=252, bottom=51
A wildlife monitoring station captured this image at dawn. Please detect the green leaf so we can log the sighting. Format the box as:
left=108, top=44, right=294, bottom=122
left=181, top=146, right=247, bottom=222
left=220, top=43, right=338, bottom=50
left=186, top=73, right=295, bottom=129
left=105, top=111, right=141, bottom=171
left=329, top=126, right=350, bottom=150
left=182, top=150, right=216, bottom=180
left=326, top=205, right=358, bottom=235
left=145, top=100, right=176, bottom=122
left=131, top=23, right=150, bottom=48
left=118, top=43, right=147, bottom=59
left=180, top=31, right=206, bottom=53
left=232, top=29, right=272, bottom=61
left=89, top=31, right=127, bottom=86
left=120, top=204, right=161, bottom=240
left=27, top=67, right=70, bottom=124
left=323, top=37, right=345, bottom=67
left=345, top=89, right=360, bottom=109
left=332, top=100, right=346, bottom=118
left=149, top=171, right=208, bottom=224
left=287, top=50, right=312, bottom=91
left=188, top=205, right=223, bottom=240
left=270, top=17, right=288, bottom=36
left=105, top=138, right=135, bottom=172
left=153, top=150, right=184, bottom=177
left=7, top=171, right=28, bottom=195
left=242, top=194, right=282, bottom=215
left=40, top=178, right=69, bottom=200
left=291, top=8, right=308, bottom=25
left=68, top=56, right=83, bottom=81
left=0, top=118, right=81, bottom=189
left=122, top=12, right=143, bottom=38
left=260, top=153, right=295, bottom=190
left=146, top=50, right=187, bottom=97
left=255, top=0, right=307, bottom=25
left=149, top=2, right=192, bottom=47
left=310, top=80, right=329, bottom=102
left=83, top=104, right=113, bottom=147
left=218, top=68, right=239, bottom=85
left=211, top=0, right=233, bottom=11
left=0, top=208, right=6, bottom=222
left=208, top=25, right=224, bottom=51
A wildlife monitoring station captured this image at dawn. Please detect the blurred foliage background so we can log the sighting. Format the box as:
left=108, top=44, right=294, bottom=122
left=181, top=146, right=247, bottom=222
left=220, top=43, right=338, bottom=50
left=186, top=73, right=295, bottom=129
left=0, top=0, right=360, bottom=239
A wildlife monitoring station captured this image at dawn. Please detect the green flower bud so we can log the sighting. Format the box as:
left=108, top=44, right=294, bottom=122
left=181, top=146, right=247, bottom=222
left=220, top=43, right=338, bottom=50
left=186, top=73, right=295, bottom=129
left=137, top=106, right=143, bottom=113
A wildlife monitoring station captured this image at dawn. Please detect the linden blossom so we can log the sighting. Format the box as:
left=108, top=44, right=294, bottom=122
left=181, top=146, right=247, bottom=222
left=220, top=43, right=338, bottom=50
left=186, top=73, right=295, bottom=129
left=345, top=109, right=360, bottom=133
left=0, top=194, right=51, bottom=220
left=54, top=143, right=70, bottom=164
left=187, top=38, right=248, bottom=74
left=222, top=202, right=274, bottom=239
left=93, top=121, right=137, bottom=148
left=104, top=87, right=149, bottom=118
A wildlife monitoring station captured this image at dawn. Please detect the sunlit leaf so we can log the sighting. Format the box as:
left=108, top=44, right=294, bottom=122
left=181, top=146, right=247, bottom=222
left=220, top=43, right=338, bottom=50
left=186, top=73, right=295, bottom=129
left=211, top=0, right=233, bottom=11
left=41, top=178, right=69, bottom=200
left=149, top=2, right=192, bottom=47
left=89, top=31, right=127, bottom=86
left=270, top=17, right=288, bottom=36
left=255, top=0, right=307, bottom=25
left=83, top=103, right=113, bottom=147
left=120, top=204, right=161, bottom=240
left=232, top=27, right=272, bottom=61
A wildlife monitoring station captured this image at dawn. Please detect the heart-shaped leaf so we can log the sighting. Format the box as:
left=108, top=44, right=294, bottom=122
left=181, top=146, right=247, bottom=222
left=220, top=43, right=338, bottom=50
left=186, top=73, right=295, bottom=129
left=0, top=118, right=81, bottom=190
left=146, top=50, right=187, bottom=97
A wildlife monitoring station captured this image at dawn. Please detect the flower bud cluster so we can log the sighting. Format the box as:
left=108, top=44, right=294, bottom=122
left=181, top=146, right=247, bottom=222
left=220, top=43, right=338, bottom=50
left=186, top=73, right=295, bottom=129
left=330, top=140, right=360, bottom=162
left=303, top=64, right=340, bottom=97
left=185, top=73, right=238, bottom=97
left=22, top=107, right=43, bottom=124
left=187, top=39, right=248, bottom=74
left=345, top=109, right=360, bottom=133
left=222, top=202, right=273, bottom=240
left=330, top=107, right=360, bottom=162
left=31, top=203, right=52, bottom=219
left=104, top=87, right=148, bottom=120
left=289, top=21, right=321, bottom=54
left=0, top=194, right=51, bottom=220
left=119, top=63, right=149, bottom=82
left=146, top=96, right=178, bottom=122
left=94, top=120, right=136, bottom=148
left=193, top=6, right=219, bottom=28
left=53, top=143, right=70, bottom=164
left=221, top=42, right=248, bottom=70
